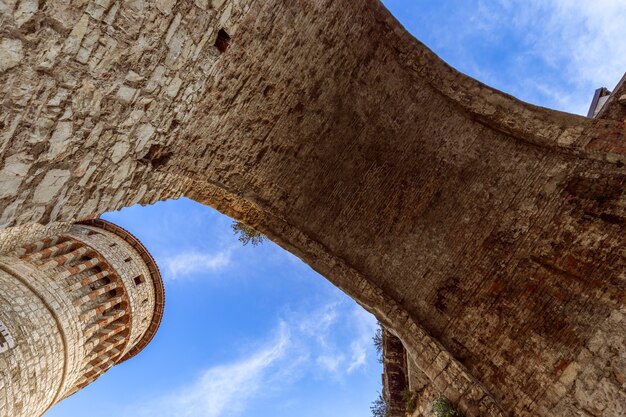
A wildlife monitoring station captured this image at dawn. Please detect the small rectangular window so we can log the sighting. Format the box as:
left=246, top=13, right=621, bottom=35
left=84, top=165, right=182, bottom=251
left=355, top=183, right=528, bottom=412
left=0, top=320, right=15, bottom=353
left=124, top=257, right=132, bottom=263
left=134, top=275, right=145, bottom=286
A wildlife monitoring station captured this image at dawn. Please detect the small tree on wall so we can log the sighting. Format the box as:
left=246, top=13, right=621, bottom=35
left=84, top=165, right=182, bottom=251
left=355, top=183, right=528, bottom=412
left=373, top=325, right=383, bottom=363
left=231, top=221, right=266, bottom=246
left=403, top=388, right=417, bottom=413
left=432, top=395, right=463, bottom=417
left=371, top=392, right=388, bottom=417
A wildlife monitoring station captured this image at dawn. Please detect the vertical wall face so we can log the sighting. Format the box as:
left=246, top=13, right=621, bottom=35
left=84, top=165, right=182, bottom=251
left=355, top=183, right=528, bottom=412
left=381, top=329, right=445, bottom=417
left=0, top=269, right=65, bottom=417
left=0, top=0, right=254, bottom=228
left=0, top=221, right=163, bottom=417
left=382, top=330, right=408, bottom=417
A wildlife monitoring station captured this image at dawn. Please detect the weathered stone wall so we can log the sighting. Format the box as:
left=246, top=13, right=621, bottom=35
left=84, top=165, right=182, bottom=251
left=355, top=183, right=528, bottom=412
left=0, top=268, right=65, bottom=417
left=0, top=0, right=254, bottom=227
left=0, top=221, right=163, bottom=416
left=0, top=220, right=73, bottom=253
left=176, top=2, right=626, bottom=415
left=406, top=357, right=441, bottom=417
left=382, top=329, right=409, bottom=417
left=381, top=331, right=464, bottom=417
left=1, top=1, right=625, bottom=416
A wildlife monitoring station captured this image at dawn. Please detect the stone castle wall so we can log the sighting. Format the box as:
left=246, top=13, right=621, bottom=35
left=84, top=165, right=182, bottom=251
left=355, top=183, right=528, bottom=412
left=0, top=1, right=625, bottom=416
left=0, top=267, right=65, bottom=417
left=382, top=329, right=409, bottom=417
left=0, top=0, right=254, bottom=228
left=381, top=328, right=450, bottom=417
left=69, top=224, right=157, bottom=357
left=0, top=221, right=162, bottom=416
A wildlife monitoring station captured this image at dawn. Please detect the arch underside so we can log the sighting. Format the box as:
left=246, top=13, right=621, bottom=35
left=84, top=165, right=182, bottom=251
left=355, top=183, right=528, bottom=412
left=0, top=1, right=625, bottom=416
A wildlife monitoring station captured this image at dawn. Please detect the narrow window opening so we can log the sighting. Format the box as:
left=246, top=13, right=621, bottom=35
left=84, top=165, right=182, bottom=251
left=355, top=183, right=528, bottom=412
left=0, top=320, right=15, bottom=353
left=124, top=257, right=132, bottom=263
left=215, top=29, right=231, bottom=53
left=134, top=275, right=145, bottom=286
left=142, top=298, right=148, bottom=306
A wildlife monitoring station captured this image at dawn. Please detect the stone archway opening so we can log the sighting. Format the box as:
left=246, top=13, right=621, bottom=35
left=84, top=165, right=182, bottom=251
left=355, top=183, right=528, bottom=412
left=40, top=197, right=386, bottom=417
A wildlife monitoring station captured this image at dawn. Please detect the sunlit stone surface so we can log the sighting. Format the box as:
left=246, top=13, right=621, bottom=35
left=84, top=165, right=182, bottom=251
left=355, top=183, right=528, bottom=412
left=0, top=220, right=164, bottom=417
left=0, top=1, right=624, bottom=416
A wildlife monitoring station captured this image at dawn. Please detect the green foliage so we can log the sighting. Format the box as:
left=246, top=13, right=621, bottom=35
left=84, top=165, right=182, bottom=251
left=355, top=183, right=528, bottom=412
left=231, top=221, right=266, bottom=246
left=432, top=395, right=463, bottom=417
left=403, top=388, right=417, bottom=413
left=372, top=325, right=383, bottom=364
left=370, top=392, right=388, bottom=417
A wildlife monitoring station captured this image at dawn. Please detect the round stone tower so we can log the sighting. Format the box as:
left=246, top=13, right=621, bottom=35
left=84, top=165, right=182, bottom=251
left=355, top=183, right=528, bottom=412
left=0, top=219, right=164, bottom=417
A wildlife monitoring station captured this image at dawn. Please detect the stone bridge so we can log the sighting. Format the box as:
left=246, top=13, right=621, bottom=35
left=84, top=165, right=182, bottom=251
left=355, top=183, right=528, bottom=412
left=0, top=1, right=625, bottom=416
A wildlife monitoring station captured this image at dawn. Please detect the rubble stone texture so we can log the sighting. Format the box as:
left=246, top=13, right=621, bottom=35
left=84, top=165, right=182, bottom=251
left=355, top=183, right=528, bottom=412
left=382, top=329, right=409, bottom=417
left=0, top=219, right=164, bottom=417
left=0, top=1, right=625, bottom=416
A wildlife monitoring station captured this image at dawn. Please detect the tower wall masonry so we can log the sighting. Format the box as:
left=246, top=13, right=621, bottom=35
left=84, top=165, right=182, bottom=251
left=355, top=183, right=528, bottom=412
left=0, top=220, right=164, bottom=417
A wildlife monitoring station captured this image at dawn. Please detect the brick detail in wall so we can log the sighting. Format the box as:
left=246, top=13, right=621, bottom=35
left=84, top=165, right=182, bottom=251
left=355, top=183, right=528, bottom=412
left=0, top=220, right=164, bottom=417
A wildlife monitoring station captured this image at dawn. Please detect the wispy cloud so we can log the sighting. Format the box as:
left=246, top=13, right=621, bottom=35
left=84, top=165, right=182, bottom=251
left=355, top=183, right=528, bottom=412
left=161, top=249, right=232, bottom=280
left=469, top=0, right=626, bottom=114
left=346, top=308, right=378, bottom=374
left=295, top=302, right=377, bottom=377
left=126, top=302, right=379, bottom=417
left=532, top=0, right=626, bottom=87
left=130, top=323, right=290, bottom=417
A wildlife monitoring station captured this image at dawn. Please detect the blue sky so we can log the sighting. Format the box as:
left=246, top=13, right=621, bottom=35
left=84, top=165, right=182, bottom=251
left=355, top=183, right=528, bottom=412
left=46, top=2, right=625, bottom=417
left=47, top=198, right=380, bottom=417
left=383, top=0, right=626, bottom=115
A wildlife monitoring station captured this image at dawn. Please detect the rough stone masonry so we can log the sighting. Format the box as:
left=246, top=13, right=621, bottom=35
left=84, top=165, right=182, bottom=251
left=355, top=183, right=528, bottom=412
left=0, top=1, right=625, bottom=416
left=0, top=219, right=164, bottom=417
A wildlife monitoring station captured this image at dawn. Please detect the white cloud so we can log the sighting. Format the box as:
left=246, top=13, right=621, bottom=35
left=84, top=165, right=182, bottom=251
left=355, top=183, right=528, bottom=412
left=126, top=302, right=380, bottom=417
left=540, top=0, right=626, bottom=87
left=297, top=302, right=338, bottom=344
left=472, top=0, right=626, bottom=114
left=346, top=308, right=378, bottom=374
left=131, top=322, right=290, bottom=417
left=316, top=353, right=345, bottom=374
left=297, top=302, right=378, bottom=377
left=161, top=249, right=232, bottom=280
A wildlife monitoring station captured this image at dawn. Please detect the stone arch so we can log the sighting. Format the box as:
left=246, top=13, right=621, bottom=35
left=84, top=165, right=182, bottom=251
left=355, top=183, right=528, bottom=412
left=184, top=180, right=508, bottom=415
left=0, top=0, right=625, bottom=416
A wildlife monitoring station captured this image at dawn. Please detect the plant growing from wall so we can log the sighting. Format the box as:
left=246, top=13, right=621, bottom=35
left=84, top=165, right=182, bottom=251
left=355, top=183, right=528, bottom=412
left=403, top=388, right=417, bottom=413
left=370, top=392, right=388, bottom=417
left=373, top=325, right=383, bottom=363
left=231, top=221, right=266, bottom=246
left=432, top=395, right=463, bottom=417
